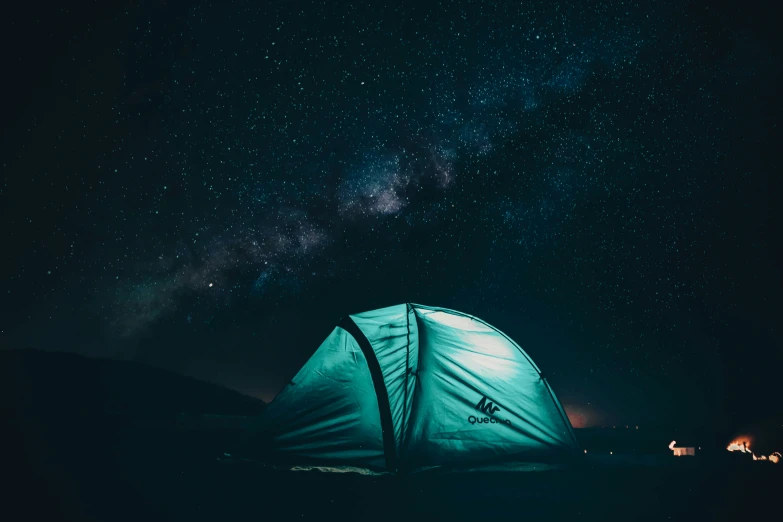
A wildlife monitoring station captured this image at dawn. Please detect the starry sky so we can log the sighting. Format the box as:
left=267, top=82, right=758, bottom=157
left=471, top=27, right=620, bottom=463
left=2, top=1, right=781, bottom=433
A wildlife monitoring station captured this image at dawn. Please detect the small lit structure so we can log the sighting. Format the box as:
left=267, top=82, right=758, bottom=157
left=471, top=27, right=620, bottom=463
left=669, top=440, right=695, bottom=456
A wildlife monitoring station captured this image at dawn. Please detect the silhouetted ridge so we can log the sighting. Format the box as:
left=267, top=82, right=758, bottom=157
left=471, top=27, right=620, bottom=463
left=0, top=348, right=265, bottom=417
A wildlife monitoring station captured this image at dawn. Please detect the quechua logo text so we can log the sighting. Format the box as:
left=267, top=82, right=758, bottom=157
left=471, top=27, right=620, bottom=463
left=469, top=396, right=511, bottom=426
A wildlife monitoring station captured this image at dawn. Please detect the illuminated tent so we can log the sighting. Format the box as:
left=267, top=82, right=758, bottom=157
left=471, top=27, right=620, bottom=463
left=251, top=304, right=578, bottom=473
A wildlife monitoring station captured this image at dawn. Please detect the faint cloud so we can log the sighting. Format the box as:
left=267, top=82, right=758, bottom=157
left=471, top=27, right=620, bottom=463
left=110, top=216, right=332, bottom=337
left=338, top=151, right=411, bottom=217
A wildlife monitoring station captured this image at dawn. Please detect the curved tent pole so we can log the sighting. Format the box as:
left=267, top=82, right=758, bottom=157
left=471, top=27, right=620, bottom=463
left=338, top=316, right=398, bottom=472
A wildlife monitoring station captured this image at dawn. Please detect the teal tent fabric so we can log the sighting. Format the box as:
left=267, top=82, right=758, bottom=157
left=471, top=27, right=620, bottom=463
left=259, top=327, right=386, bottom=469
left=257, top=304, right=578, bottom=473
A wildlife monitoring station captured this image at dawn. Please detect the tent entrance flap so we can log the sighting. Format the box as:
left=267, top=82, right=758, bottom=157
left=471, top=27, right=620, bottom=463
left=349, top=303, right=420, bottom=465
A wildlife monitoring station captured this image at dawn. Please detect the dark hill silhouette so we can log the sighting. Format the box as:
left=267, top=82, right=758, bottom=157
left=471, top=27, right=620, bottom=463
left=0, top=349, right=266, bottom=520
left=2, top=348, right=265, bottom=506
left=0, top=348, right=265, bottom=418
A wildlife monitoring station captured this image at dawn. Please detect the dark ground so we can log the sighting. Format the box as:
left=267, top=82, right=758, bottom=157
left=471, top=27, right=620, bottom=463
left=6, top=444, right=779, bottom=522
left=3, top=350, right=778, bottom=521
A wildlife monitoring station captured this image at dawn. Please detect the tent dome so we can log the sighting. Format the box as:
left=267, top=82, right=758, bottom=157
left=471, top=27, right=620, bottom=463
left=251, top=304, right=578, bottom=473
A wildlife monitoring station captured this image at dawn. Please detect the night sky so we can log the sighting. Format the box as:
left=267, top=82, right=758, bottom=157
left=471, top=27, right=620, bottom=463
left=2, top=1, right=781, bottom=434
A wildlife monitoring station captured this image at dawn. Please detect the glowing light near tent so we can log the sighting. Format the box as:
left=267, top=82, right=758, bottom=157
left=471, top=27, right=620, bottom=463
left=727, top=435, right=752, bottom=453
left=726, top=436, right=780, bottom=463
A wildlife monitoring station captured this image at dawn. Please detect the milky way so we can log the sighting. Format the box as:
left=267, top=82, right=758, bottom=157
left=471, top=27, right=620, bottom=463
left=104, top=1, right=661, bottom=336
left=3, top=1, right=780, bottom=424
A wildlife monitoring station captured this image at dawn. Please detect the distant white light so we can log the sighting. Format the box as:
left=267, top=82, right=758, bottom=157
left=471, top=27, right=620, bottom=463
left=209, top=283, right=213, bottom=288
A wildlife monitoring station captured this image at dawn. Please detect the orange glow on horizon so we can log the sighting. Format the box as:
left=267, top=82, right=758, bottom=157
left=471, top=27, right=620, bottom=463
left=563, top=404, right=588, bottom=428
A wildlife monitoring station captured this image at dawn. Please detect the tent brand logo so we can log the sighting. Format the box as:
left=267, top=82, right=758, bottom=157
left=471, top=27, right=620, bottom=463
left=475, top=396, right=500, bottom=414
left=468, top=396, right=511, bottom=426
